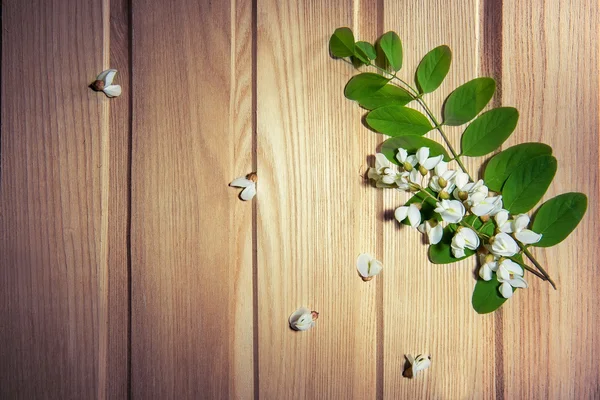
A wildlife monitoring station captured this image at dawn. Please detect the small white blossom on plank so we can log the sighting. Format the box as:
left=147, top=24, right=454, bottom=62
left=289, top=307, right=318, bottom=331
left=229, top=173, right=257, bottom=201
left=404, top=354, right=431, bottom=378
left=90, top=69, right=122, bottom=98
left=356, top=253, right=383, bottom=281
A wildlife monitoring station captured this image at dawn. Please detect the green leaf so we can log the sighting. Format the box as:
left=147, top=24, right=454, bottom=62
left=460, top=107, right=519, bottom=157
left=356, top=85, right=413, bottom=110
left=483, top=143, right=553, bottom=192
left=443, top=77, right=496, bottom=126
left=403, top=189, right=439, bottom=225
left=366, top=105, right=433, bottom=136
left=531, top=193, right=588, bottom=247
left=329, top=27, right=355, bottom=58
left=472, top=274, right=510, bottom=314
left=502, top=155, right=557, bottom=214
left=378, top=31, right=403, bottom=71
left=344, top=74, right=413, bottom=109
left=416, top=45, right=452, bottom=94
left=381, top=136, right=451, bottom=165
left=345, top=73, right=389, bottom=100
left=355, top=41, right=376, bottom=61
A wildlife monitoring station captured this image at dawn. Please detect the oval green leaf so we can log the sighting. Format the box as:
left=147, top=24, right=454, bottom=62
left=502, top=155, right=557, bottom=214
left=472, top=274, right=510, bottom=314
left=329, top=27, right=355, bottom=58
left=378, top=31, right=403, bottom=71
left=381, top=136, right=451, bottom=165
left=366, top=105, right=433, bottom=136
left=344, top=73, right=389, bottom=100
left=483, top=143, right=553, bottom=192
left=355, top=41, right=376, bottom=62
left=460, top=107, right=519, bottom=157
left=443, top=77, right=496, bottom=126
left=357, top=85, right=413, bottom=110
left=531, top=192, right=588, bottom=247
left=416, top=45, right=452, bottom=94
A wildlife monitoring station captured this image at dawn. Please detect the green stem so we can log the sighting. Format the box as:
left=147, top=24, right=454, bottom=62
left=520, top=245, right=557, bottom=290
left=509, top=257, right=546, bottom=280
left=366, top=62, right=473, bottom=181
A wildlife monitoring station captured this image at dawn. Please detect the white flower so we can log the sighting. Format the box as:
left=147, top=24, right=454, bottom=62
left=494, top=210, right=513, bottom=233
left=395, top=148, right=418, bottom=168
left=405, top=354, right=431, bottom=378
left=512, top=214, right=542, bottom=244
left=434, top=199, right=465, bottom=223
left=471, top=195, right=503, bottom=217
left=429, top=161, right=458, bottom=194
left=478, top=253, right=498, bottom=281
left=417, top=220, right=443, bottom=245
left=453, top=172, right=470, bottom=192
left=368, top=153, right=407, bottom=188
left=356, top=253, right=383, bottom=281
left=289, top=307, right=319, bottom=331
left=415, top=147, right=443, bottom=171
left=451, top=227, right=480, bottom=258
left=91, top=69, right=122, bottom=97
left=496, top=259, right=528, bottom=298
left=229, top=173, right=257, bottom=200
left=395, top=204, right=421, bottom=228
left=488, top=232, right=520, bottom=257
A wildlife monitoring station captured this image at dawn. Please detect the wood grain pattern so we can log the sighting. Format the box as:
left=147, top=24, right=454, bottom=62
left=129, top=0, right=254, bottom=398
left=500, top=1, right=599, bottom=398
left=1, top=0, right=598, bottom=398
left=256, top=1, right=380, bottom=398
left=380, top=2, right=497, bottom=398
left=0, top=0, right=108, bottom=398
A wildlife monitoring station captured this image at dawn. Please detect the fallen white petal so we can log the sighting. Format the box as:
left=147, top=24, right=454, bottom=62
left=407, top=204, right=421, bottom=228
left=230, top=177, right=253, bottom=188
left=239, top=184, right=257, bottom=201
left=395, top=206, right=409, bottom=223
left=103, top=84, right=122, bottom=98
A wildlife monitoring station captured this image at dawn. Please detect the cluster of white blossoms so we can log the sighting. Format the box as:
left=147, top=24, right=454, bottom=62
left=368, top=146, right=543, bottom=299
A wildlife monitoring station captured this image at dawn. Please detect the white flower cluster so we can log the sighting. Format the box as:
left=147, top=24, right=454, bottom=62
left=368, top=146, right=543, bottom=299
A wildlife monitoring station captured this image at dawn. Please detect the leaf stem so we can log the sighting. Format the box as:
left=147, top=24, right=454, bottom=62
left=366, top=62, right=474, bottom=181
left=520, top=244, right=557, bottom=290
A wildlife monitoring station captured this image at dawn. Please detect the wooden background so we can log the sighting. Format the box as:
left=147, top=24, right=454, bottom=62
left=1, top=0, right=598, bottom=399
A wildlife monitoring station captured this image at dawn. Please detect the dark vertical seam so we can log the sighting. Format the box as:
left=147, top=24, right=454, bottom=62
left=375, top=0, right=384, bottom=399
left=127, top=0, right=134, bottom=398
left=251, top=0, right=259, bottom=398
left=481, top=0, right=504, bottom=399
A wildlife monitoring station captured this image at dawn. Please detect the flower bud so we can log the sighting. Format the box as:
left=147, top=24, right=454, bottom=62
left=418, top=165, right=428, bottom=176
left=438, top=177, right=448, bottom=188
left=311, top=311, right=319, bottom=321
left=403, top=162, right=413, bottom=172
left=439, top=190, right=450, bottom=200
left=480, top=214, right=490, bottom=222
left=246, top=172, right=258, bottom=182
left=485, top=254, right=495, bottom=264
left=90, top=79, right=105, bottom=91
left=458, top=190, right=468, bottom=201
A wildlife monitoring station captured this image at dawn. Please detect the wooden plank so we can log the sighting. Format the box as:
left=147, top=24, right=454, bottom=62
left=255, top=1, right=380, bottom=398
left=0, top=0, right=110, bottom=398
left=380, top=2, right=497, bottom=398
left=98, top=0, right=132, bottom=398
left=500, top=0, right=599, bottom=398
left=129, top=0, right=254, bottom=398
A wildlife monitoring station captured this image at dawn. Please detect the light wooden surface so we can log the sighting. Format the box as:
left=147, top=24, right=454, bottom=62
left=0, top=0, right=598, bottom=399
